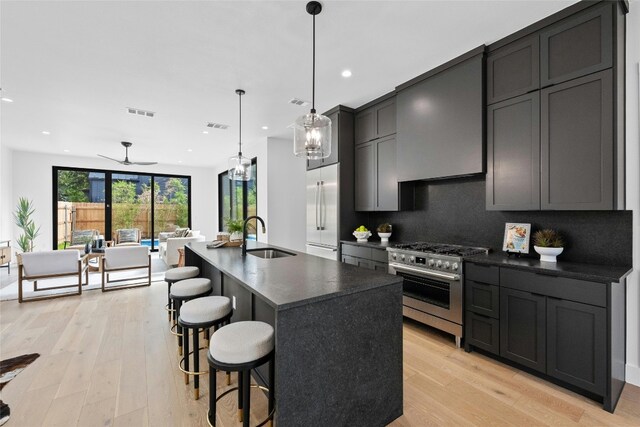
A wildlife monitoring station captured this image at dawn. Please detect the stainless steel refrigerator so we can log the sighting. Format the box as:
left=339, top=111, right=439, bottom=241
left=306, top=163, right=339, bottom=260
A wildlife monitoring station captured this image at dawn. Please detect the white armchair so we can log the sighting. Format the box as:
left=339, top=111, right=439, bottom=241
left=159, top=230, right=205, bottom=266
left=18, top=250, right=86, bottom=303
left=101, top=246, right=151, bottom=291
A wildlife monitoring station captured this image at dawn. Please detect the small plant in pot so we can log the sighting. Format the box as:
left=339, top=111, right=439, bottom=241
left=533, top=229, right=565, bottom=263
left=225, top=217, right=245, bottom=241
left=377, top=223, right=393, bottom=243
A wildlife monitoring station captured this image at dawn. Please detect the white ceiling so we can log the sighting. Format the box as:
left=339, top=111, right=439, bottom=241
left=1, top=0, right=575, bottom=167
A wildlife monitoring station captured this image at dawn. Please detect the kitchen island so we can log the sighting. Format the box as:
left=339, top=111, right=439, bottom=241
left=184, top=241, right=403, bottom=426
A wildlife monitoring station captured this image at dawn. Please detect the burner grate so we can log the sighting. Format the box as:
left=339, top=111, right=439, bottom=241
left=393, top=242, right=488, bottom=257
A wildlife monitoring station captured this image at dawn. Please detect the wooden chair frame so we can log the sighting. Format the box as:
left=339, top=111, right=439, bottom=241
left=101, top=254, right=152, bottom=292
left=18, top=259, right=87, bottom=303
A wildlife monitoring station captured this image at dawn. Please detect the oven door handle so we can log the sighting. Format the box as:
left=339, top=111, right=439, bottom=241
left=390, top=263, right=460, bottom=281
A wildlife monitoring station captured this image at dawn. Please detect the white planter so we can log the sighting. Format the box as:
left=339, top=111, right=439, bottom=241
left=230, top=231, right=243, bottom=241
left=378, top=232, right=392, bottom=243
left=534, top=246, right=564, bottom=263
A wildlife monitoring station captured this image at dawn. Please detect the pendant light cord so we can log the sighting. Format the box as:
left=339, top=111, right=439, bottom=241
left=311, top=13, right=316, bottom=113
left=238, top=91, right=242, bottom=156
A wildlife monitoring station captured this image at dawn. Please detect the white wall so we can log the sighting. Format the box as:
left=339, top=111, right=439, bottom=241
left=625, top=0, right=640, bottom=386
left=266, top=137, right=306, bottom=252
left=5, top=149, right=217, bottom=255
left=0, top=145, right=14, bottom=244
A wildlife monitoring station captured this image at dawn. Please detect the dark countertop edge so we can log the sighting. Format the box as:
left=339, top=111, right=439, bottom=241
left=466, top=253, right=633, bottom=284
left=187, top=242, right=403, bottom=312
left=340, top=240, right=396, bottom=250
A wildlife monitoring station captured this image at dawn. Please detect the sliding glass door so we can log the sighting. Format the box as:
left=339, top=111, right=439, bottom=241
left=53, top=167, right=191, bottom=251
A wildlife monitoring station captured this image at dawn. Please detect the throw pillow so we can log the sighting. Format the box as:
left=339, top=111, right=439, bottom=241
left=174, top=227, right=190, bottom=238
left=118, top=229, right=138, bottom=243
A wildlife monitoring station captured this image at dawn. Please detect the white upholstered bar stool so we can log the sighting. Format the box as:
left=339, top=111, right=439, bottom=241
left=164, top=266, right=199, bottom=320
left=207, top=321, right=275, bottom=427
left=178, top=296, right=233, bottom=399
left=169, top=278, right=212, bottom=355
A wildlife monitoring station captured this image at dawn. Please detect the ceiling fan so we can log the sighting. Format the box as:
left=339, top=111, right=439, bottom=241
left=98, top=141, right=157, bottom=166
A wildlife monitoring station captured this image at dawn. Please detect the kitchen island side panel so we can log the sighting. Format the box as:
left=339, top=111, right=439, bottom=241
left=274, top=282, right=403, bottom=426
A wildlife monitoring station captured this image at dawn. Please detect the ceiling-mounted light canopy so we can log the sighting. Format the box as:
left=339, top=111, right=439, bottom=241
left=228, top=89, right=252, bottom=181
left=293, top=1, right=331, bottom=160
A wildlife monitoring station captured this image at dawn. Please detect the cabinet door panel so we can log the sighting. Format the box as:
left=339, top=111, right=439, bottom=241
left=466, top=280, right=500, bottom=319
left=487, top=35, right=540, bottom=104
left=355, top=109, right=376, bottom=144
left=466, top=312, right=500, bottom=355
left=376, top=99, right=396, bottom=138
left=487, top=92, right=540, bottom=210
left=222, top=275, right=252, bottom=323
left=323, top=110, right=340, bottom=166
left=355, top=142, right=375, bottom=211
left=547, top=298, right=606, bottom=395
left=541, top=70, right=613, bottom=209
left=540, top=3, right=612, bottom=86
left=500, top=288, right=546, bottom=373
left=376, top=135, right=399, bottom=211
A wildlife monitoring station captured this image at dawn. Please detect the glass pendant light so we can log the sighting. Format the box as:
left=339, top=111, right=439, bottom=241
left=293, top=1, right=331, bottom=160
left=228, top=89, right=251, bottom=181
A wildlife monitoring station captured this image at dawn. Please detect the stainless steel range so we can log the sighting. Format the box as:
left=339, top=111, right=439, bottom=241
left=387, top=242, right=489, bottom=347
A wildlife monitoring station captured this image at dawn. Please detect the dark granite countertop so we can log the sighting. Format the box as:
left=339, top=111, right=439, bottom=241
left=187, top=241, right=402, bottom=311
left=466, top=252, right=632, bottom=284
left=340, top=240, right=396, bottom=250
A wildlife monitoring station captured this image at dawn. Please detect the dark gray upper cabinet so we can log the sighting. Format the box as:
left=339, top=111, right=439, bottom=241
left=486, top=92, right=540, bottom=210
left=355, top=135, right=407, bottom=212
left=541, top=69, right=613, bottom=210
left=487, top=35, right=540, bottom=104
left=355, top=97, right=396, bottom=145
left=547, top=298, right=606, bottom=395
left=540, top=3, right=613, bottom=87
left=354, top=141, right=375, bottom=211
left=396, top=49, right=484, bottom=182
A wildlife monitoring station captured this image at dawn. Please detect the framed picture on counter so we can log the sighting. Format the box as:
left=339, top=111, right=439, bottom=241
left=502, top=223, right=531, bottom=254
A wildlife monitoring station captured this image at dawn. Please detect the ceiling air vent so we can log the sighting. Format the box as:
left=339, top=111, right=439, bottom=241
left=206, top=122, right=229, bottom=130
left=127, top=107, right=155, bottom=118
left=289, top=98, right=310, bottom=107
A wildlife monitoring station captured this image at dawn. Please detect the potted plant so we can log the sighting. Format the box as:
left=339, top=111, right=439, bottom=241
left=225, top=217, right=244, bottom=241
left=13, top=197, right=41, bottom=260
left=377, top=223, right=393, bottom=243
left=533, top=229, right=564, bottom=263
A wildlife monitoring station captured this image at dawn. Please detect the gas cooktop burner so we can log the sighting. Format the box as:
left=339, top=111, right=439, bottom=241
left=393, top=242, right=488, bottom=257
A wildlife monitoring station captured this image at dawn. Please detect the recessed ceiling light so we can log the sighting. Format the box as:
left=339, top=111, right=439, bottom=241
left=178, top=160, right=183, bottom=163
left=1, top=97, right=13, bottom=103
left=202, top=131, right=209, bottom=134
left=341, top=69, right=352, bottom=78
left=261, top=126, right=269, bottom=130
left=63, top=149, right=70, bottom=153
left=41, top=131, right=50, bottom=135
left=187, top=148, right=193, bottom=152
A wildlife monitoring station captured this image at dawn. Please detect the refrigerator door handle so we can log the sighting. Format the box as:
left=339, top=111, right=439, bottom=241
left=320, top=180, right=325, bottom=230
left=315, top=181, right=320, bottom=230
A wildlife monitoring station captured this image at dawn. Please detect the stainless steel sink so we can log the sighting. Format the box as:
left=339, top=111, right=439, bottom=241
left=246, top=248, right=296, bottom=259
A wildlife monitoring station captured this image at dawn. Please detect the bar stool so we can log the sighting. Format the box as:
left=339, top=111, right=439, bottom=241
left=164, top=266, right=200, bottom=320
left=170, top=278, right=212, bottom=355
left=178, top=296, right=233, bottom=399
left=208, top=321, right=275, bottom=427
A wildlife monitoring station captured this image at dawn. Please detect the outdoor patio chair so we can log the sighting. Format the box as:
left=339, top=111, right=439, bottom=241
left=101, top=246, right=151, bottom=291
left=64, top=229, right=99, bottom=250
left=113, top=228, right=142, bottom=246
left=18, top=250, right=86, bottom=303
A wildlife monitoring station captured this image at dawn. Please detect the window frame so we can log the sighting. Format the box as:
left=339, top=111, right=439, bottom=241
left=218, top=157, right=257, bottom=232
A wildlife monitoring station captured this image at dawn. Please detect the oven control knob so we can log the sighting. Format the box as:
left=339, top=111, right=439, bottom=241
left=409, top=256, right=415, bottom=263
left=444, top=261, right=451, bottom=269
left=401, top=254, right=406, bottom=261
left=436, top=260, right=443, bottom=268
left=428, top=259, right=435, bottom=267
left=391, top=253, right=397, bottom=260
left=452, top=262, right=459, bottom=270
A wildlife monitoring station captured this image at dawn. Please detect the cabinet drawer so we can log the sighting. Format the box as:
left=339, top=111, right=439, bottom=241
left=500, top=268, right=606, bottom=307
left=371, top=248, right=389, bottom=263
left=373, top=261, right=389, bottom=273
left=341, top=244, right=372, bottom=259
left=465, top=312, right=500, bottom=355
left=466, top=280, right=500, bottom=318
left=465, top=263, right=499, bottom=285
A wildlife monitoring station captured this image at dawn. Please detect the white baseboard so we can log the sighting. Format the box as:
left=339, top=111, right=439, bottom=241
left=627, top=363, right=640, bottom=387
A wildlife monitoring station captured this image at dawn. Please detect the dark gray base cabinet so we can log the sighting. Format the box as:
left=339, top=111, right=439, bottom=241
left=464, top=262, right=624, bottom=412
left=341, top=243, right=388, bottom=272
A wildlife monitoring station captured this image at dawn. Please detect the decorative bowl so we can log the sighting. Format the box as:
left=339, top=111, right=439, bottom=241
left=378, top=232, right=392, bottom=243
left=353, top=231, right=372, bottom=242
left=534, top=246, right=564, bottom=263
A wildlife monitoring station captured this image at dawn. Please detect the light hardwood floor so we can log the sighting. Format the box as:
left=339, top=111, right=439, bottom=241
left=1, top=282, right=639, bottom=426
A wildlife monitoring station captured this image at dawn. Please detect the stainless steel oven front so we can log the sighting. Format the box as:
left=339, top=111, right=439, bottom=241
left=389, top=262, right=463, bottom=347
